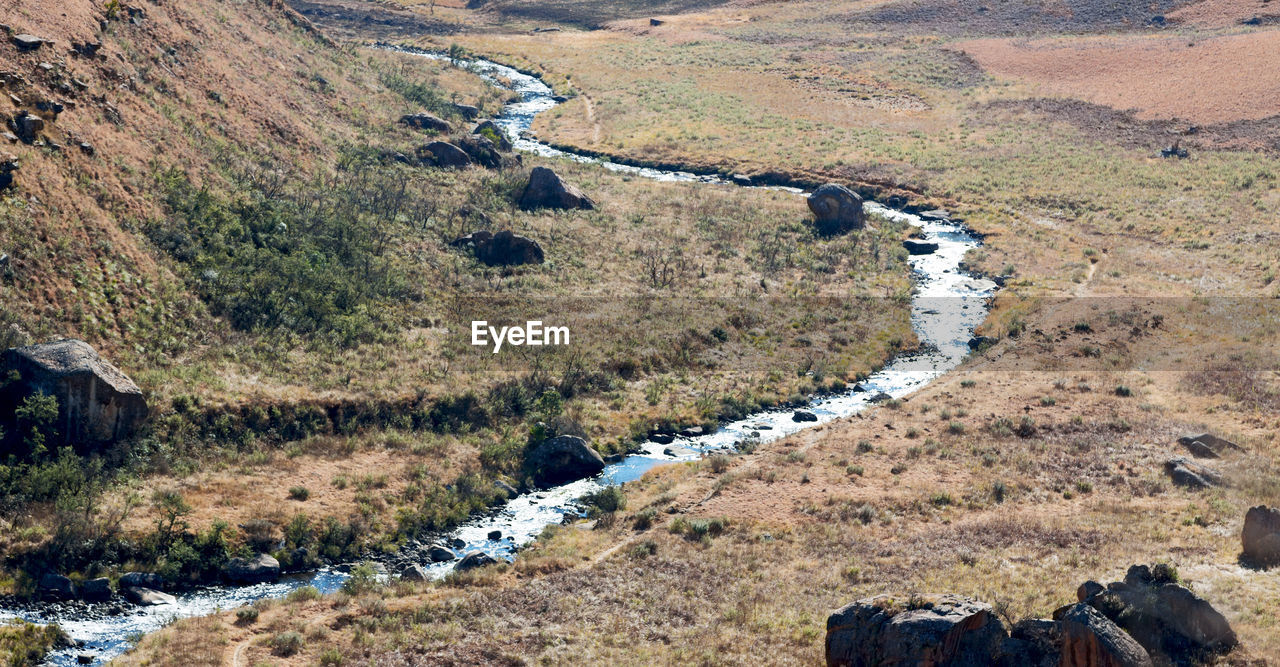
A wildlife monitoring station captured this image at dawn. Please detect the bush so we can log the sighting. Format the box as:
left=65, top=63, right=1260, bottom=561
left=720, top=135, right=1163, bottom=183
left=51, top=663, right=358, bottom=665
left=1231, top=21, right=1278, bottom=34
left=286, top=585, right=321, bottom=603
left=633, top=507, right=658, bottom=530
left=235, top=606, right=259, bottom=625
left=706, top=454, right=731, bottom=473
left=288, top=486, right=310, bottom=501
left=580, top=486, right=626, bottom=516
left=271, top=631, right=304, bottom=657
left=341, top=562, right=380, bottom=596
left=319, top=649, right=345, bottom=666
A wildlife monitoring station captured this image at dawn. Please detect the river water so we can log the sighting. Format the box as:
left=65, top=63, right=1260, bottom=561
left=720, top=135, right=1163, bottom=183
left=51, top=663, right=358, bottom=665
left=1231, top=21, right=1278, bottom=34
left=1, top=47, right=994, bottom=666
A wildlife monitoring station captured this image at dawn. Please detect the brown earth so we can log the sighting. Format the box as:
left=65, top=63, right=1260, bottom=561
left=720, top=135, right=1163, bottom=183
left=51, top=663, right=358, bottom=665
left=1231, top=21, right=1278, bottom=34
left=959, top=30, right=1280, bottom=124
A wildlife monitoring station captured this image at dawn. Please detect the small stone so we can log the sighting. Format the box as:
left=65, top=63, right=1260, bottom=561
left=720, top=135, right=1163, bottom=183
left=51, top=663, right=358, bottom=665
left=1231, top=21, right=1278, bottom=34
left=13, top=34, right=46, bottom=52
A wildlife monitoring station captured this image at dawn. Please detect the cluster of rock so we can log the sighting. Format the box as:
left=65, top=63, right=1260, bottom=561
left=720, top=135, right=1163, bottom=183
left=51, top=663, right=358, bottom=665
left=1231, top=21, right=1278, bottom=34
left=1, top=339, right=148, bottom=452
left=825, top=564, right=1237, bottom=667
left=398, top=113, right=520, bottom=171
left=37, top=571, right=174, bottom=607
left=1165, top=432, right=1240, bottom=490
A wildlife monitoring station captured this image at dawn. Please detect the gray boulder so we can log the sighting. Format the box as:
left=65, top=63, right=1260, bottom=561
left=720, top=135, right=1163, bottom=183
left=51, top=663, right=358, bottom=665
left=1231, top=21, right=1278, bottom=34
left=124, top=586, right=175, bottom=606
left=1177, top=433, right=1241, bottom=458
left=968, top=335, right=999, bottom=351
left=426, top=544, right=455, bottom=563
left=825, top=594, right=1008, bottom=667
left=79, top=577, right=112, bottom=602
left=519, top=167, right=594, bottom=211
left=1, top=339, right=148, bottom=450
left=526, top=434, right=605, bottom=485
left=455, top=551, right=498, bottom=571
left=1164, top=457, right=1222, bottom=489
left=399, top=112, right=451, bottom=133
left=400, top=564, right=429, bottom=582
left=224, top=553, right=281, bottom=584
left=1243, top=505, right=1280, bottom=566
left=453, top=103, right=480, bottom=120
left=449, top=230, right=545, bottom=267
left=419, top=141, right=471, bottom=169
left=1059, top=603, right=1153, bottom=667
left=0, top=153, right=16, bottom=191
left=792, top=410, right=817, bottom=422
left=997, top=618, right=1061, bottom=667
left=38, top=573, right=75, bottom=601
left=454, top=134, right=508, bottom=169
left=807, top=183, right=865, bottom=235
left=903, top=239, right=939, bottom=255
left=13, top=34, right=46, bottom=51
left=119, top=572, right=165, bottom=590
left=473, top=119, right=512, bottom=151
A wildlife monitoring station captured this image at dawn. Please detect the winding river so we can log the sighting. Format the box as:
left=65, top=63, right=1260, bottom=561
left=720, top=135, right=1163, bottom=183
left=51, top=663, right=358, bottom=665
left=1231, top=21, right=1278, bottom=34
left=1, top=47, right=995, bottom=666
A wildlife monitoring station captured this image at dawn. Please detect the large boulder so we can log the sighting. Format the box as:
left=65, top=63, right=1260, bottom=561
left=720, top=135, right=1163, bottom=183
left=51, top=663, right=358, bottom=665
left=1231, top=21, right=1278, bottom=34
left=13, top=34, right=47, bottom=51
left=124, top=586, right=175, bottom=606
left=455, top=551, right=498, bottom=571
left=824, top=594, right=1008, bottom=667
left=473, top=119, right=512, bottom=151
left=1, top=339, right=148, bottom=450
left=1058, top=603, right=1153, bottom=667
left=38, top=573, right=76, bottom=601
left=78, top=577, right=112, bottom=602
left=452, top=103, right=481, bottom=120
left=454, top=134, right=509, bottom=169
left=519, top=167, right=594, bottom=211
left=996, top=618, right=1061, bottom=667
left=426, top=544, right=455, bottom=563
left=400, top=564, right=429, bottom=582
left=903, top=239, right=939, bottom=255
left=1082, top=565, right=1237, bottom=665
left=449, top=230, right=545, bottom=267
left=1242, top=505, right=1280, bottom=566
left=419, top=141, right=471, bottom=169
left=1164, top=457, right=1221, bottom=489
left=119, top=572, right=165, bottom=590
left=399, top=112, right=451, bottom=133
left=1177, top=433, right=1241, bottom=458
left=807, top=183, right=865, bottom=235
left=525, top=434, right=605, bottom=485
left=223, top=553, right=281, bottom=584
left=11, top=113, right=44, bottom=142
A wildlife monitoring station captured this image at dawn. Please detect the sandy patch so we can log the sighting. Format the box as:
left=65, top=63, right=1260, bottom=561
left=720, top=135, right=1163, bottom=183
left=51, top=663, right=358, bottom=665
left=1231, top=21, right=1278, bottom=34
left=959, top=30, right=1280, bottom=123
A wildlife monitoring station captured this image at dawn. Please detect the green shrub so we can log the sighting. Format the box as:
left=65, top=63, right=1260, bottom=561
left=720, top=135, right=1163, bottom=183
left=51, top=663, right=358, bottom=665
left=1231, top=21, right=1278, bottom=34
left=286, top=585, right=321, bottom=603
left=271, top=631, right=304, bottom=657
left=234, top=606, right=259, bottom=625
left=341, top=562, right=381, bottom=596
left=288, top=486, right=310, bottom=501
left=580, top=486, right=627, bottom=516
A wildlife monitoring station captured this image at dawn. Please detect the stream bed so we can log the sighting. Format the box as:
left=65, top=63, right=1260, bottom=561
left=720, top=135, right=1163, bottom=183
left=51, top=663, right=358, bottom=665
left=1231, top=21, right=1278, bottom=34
left=1, top=47, right=994, bottom=666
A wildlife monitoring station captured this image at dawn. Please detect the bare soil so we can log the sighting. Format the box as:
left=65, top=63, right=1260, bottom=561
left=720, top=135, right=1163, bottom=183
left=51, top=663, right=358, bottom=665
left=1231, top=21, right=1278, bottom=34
left=833, top=0, right=1193, bottom=36
left=287, top=0, right=460, bottom=38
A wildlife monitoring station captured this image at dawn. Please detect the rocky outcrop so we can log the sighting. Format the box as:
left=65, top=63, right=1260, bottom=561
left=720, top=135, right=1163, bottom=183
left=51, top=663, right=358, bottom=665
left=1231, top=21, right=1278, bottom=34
left=525, top=434, right=605, bottom=485
left=419, top=141, right=471, bottom=169
left=399, top=112, right=451, bottom=133
left=1058, top=603, right=1153, bottom=667
left=1164, top=457, right=1221, bottom=489
left=519, top=167, right=594, bottom=211
left=998, top=618, right=1061, bottom=667
left=11, top=112, right=44, bottom=143
left=825, top=594, right=1008, bottom=667
left=807, top=183, right=865, bottom=235
left=449, top=230, right=545, bottom=267
left=1, top=339, right=148, bottom=450
left=473, top=119, right=512, bottom=151
left=968, top=335, right=998, bottom=350
left=454, top=133, right=509, bottom=169
left=224, top=553, right=281, bottom=584
left=13, top=34, right=47, bottom=51
left=1080, top=564, right=1237, bottom=666
left=1243, top=505, right=1280, bottom=566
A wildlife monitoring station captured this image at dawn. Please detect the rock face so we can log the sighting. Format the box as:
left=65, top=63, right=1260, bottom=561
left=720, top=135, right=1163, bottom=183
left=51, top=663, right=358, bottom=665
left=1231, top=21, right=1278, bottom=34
left=11, top=113, right=44, bottom=143
left=1164, top=457, right=1221, bottom=489
left=902, top=239, right=939, bottom=255
left=525, top=434, right=605, bottom=485
left=825, top=594, right=1008, bottom=667
left=456, top=551, right=497, bottom=571
left=449, top=230, right=545, bottom=267
left=519, top=166, right=594, bottom=211
left=419, top=141, right=471, bottom=168
left=1059, top=603, right=1153, bottom=667
left=223, top=553, right=281, bottom=584
left=1081, top=564, right=1238, bottom=665
left=1242, top=505, right=1280, bottom=566
left=807, top=183, right=865, bottom=235
left=1, top=339, right=148, bottom=450
left=473, top=119, right=512, bottom=151
left=399, top=112, right=451, bottom=133
left=998, top=618, right=1061, bottom=667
